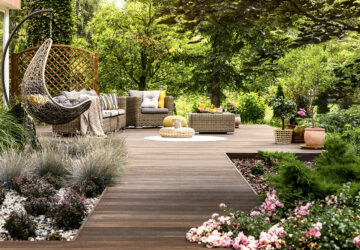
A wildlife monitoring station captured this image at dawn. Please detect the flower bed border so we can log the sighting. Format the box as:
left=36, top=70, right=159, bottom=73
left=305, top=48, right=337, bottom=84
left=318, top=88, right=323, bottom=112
left=225, top=153, right=320, bottom=195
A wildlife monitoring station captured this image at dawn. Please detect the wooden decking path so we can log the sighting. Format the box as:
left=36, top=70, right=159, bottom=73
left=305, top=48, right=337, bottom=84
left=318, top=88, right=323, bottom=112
left=1, top=125, right=317, bottom=249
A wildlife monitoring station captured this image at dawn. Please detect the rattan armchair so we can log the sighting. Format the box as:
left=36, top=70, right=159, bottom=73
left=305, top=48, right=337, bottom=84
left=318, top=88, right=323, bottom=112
left=126, top=96, right=174, bottom=127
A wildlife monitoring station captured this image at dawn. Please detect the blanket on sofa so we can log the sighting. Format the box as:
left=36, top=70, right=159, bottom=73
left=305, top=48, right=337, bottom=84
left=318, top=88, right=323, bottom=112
left=55, top=90, right=105, bottom=137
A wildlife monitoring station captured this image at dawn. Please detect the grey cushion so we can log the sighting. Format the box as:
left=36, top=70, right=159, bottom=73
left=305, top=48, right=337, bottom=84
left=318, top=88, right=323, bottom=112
left=141, top=108, right=168, bottom=114
left=128, top=90, right=143, bottom=98
left=79, top=89, right=97, bottom=96
left=141, top=91, right=160, bottom=108
left=102, top=109, right=125, bottom=118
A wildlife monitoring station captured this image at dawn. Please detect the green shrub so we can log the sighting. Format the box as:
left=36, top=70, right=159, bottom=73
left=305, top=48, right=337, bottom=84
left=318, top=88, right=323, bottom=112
left=4, top=212, right=36, bottom=240
left=0, top=149, right=31, bottom=187
left=51, top=190, right=86, bottom=230
left=257, top=151, right=297, bottom=167
left=0, top=186, right=6, bottom=205
left=42, top=173, right=63, bottom=190
left=317, top=106, right=360, bottom=133
left=250, top=163, right=265, bottom=176
left=13, top=175, right=56, bottom=198
left=238, top=92, right=266, bottom=123
left=268, top=136, right=360, bottom=207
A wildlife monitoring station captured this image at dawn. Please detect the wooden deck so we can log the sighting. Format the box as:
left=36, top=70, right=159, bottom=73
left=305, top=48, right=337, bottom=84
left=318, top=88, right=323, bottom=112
left=1, top=125, right=318, bottom=249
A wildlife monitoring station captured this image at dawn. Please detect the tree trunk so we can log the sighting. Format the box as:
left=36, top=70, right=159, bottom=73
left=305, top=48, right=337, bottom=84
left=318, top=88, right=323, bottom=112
left=211, top=73, right=221, bottom=107
left=138, top=50, right=147, bottom=90
left=210, top=33, right=221, bottom=107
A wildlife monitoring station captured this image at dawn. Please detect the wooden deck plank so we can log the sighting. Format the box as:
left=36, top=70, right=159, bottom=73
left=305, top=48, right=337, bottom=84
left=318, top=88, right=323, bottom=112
left=0, top=125, right=319, bottom=249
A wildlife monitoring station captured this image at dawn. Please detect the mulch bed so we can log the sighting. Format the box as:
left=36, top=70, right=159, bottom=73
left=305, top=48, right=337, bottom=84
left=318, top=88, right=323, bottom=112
left=232, top=158, right=315, bottom=195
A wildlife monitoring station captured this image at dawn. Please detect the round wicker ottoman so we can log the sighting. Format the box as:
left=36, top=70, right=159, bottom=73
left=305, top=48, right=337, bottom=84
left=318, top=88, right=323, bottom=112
left=159, top=127, right=195, bottom=138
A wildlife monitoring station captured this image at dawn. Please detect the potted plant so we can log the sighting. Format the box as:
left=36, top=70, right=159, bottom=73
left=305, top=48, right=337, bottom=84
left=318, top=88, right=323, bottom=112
left=226, top=102, right=241, bottom=128
left=303, top=89, right=326, bottom=148
left=270, top=97, right=297, bottom=144
left=287, top=108, right=307, bottom=143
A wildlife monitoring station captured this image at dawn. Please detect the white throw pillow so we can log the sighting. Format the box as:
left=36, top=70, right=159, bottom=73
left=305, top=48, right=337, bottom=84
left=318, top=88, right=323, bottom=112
left=141, top=91, right=160, bottom=108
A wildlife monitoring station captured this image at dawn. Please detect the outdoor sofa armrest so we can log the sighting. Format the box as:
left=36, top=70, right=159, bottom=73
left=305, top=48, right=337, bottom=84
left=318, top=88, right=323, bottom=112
left=165, top=96, right=174, bottom=115
left=117, top=96, right=126, bottom=112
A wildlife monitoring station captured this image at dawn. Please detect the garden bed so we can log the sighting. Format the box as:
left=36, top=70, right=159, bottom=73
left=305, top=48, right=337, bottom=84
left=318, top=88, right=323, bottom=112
left=0, top=184, right=104, bottom=241
left=227, top=153, right=319, bottom=195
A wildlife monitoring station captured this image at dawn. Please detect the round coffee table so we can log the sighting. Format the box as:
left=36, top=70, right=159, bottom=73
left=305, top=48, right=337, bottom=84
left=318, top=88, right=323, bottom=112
left=159, top=127, right=195, bottom=138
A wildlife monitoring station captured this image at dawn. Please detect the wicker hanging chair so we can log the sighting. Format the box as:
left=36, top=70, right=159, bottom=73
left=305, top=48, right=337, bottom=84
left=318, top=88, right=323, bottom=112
left=21, top=38, right=91, bottom=125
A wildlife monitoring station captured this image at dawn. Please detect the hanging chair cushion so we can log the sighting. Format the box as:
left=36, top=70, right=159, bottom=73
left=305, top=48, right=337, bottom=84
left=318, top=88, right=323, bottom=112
left=53, top=95, right=90, bottom=107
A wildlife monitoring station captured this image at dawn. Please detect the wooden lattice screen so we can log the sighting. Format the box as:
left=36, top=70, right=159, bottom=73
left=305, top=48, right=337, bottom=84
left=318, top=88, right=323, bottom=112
left=10, top=44, right=98, bottom=99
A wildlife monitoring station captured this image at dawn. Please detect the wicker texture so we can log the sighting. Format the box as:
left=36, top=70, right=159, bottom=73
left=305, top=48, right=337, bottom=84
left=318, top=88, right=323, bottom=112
left=189, top=112, right=235, bottom=133
left=273, top=129, right=293, bottom=144
left=126, top=96, right=174, bottom=127
left=12, top=42, right=98, bottom=98
left=159, top=127, right=195, bottom=138
left=21, top=38, right=92, bottom=125
left=52, top=96, right=126, bottom=135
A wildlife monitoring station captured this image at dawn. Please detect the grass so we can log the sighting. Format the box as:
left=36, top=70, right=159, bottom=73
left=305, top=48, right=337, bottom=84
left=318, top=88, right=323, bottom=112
left=0, top=107, right=26, bottom=152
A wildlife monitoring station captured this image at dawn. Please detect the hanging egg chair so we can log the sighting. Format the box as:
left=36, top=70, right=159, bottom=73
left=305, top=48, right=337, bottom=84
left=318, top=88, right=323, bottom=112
left=1, top=9, right=91, bottom=125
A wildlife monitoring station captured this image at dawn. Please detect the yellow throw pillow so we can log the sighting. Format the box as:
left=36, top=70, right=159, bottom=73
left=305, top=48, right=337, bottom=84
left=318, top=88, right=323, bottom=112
left=158, top=90, right=166, bottom=108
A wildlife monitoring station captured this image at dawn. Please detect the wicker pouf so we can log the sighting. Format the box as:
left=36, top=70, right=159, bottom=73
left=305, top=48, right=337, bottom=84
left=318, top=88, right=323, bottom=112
left=274, top=129, right=293, bottom=144
left=159, top=127, right=195, bottom=138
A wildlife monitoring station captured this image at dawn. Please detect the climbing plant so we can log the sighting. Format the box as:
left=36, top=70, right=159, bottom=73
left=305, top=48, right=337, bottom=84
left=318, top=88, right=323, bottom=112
left=26, top=0, right=75, bottom=47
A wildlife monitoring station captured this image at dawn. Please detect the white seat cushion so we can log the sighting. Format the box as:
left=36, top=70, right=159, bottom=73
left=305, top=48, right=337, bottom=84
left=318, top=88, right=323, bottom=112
left=102, top=109, right=125, bottom=118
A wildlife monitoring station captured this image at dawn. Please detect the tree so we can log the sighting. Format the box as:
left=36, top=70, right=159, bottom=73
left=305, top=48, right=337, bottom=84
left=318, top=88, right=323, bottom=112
left=26, top=0, right=75, bottom=47
left=88, top=2, right=189, bottom=93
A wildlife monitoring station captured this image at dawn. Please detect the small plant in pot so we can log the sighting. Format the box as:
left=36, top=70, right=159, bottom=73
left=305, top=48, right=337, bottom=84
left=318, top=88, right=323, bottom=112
left=270, top=97, right=297, bottom=144
left=303, top=89, right=326, bottom=148
left=287, top=108, right=307, bottom=143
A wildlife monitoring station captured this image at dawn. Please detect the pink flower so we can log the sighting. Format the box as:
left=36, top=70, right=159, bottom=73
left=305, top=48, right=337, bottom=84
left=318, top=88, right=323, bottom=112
left=219, top=203, right=227, bottom=209
left=211, top=213, right=219, bottom=219
left=295, top=202, right=311, bottom=216
left=250, top=211, right=261, bottom=217
left=309, top=105, right=313, bottom=111
left=298, top=110, right=306, bottom=116
left=229, top=102, right=238, bottom=109
left=306, top=222, right=322, bottom=238
left=353, top=236, right=360, bottom=248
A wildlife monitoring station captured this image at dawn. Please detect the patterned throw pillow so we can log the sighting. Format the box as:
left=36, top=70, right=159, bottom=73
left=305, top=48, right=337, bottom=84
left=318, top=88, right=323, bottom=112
left=100, top=94, right=118, bottom=110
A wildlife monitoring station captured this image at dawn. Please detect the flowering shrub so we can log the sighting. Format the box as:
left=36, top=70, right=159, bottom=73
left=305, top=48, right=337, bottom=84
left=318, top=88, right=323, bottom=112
left=4, top=212, right=36, bottom=240
left=226, top=103, right=238, bottom=114
left=24, top=197, right=56, bottom=216
left=20, top=179, right=56, bottom=199
left=73, top=180, right=102, bottom=198
left=186, top=187, right=360, bottom=249
left=51, top=189, right=87, bottom=230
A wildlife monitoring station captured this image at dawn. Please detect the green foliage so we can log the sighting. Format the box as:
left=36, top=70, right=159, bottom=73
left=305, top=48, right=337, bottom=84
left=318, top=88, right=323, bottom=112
left=88, top=3, right=186, bottom=94
left=0, top=149, right=30, bottom=187
left=250, top=163, right=265, bottom=176
left=268, top=136, right=360, bottom=207
left=26, top=0, right=75, bottom=47
left=73, top=180, right=102, bottom=198
left=24, top=197, right=54, bottom=217
left=238, top=92, right=266, bottom=123
left=257, top=151, right=297, bottom=168
left=4, top=212, right=36, bottom=240
left=0, top=108, right=27, bottom=152
left=269, top=97, right=297, bottom=129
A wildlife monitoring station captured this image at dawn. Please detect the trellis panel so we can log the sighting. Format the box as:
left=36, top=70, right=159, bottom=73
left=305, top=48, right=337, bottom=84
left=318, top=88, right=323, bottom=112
left=10, top=44, right=98, bottom=100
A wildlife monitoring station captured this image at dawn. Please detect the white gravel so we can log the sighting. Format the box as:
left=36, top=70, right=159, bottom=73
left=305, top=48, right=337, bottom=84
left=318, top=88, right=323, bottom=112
left=0, top=188, right=99, bottom=241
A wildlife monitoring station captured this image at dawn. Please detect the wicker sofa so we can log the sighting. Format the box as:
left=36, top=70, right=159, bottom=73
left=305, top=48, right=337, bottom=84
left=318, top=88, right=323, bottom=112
left=53, top=96, right=126, bottom=135
left=126, top=96, right=174, bottom=127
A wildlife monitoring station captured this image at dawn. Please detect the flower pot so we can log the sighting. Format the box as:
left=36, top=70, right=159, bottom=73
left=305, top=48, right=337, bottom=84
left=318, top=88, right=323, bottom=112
left=286, top=124, right=305, bottom=143
left=274, top=129, right=293, bottom=144
left=304, top=128, right=325, bottom=147
left=235, top=114, right=241, bottom=128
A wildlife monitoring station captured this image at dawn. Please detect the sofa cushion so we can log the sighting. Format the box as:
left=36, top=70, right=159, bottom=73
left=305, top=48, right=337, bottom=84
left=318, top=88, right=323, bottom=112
left=158, top=90, right=166, bottom=108
left=100, top=94, right=118, bottom=110
left=128, top=90, right=143, bottom=98
left=102, top=109, right=125, bottom=118
left=141, top=91, right=160, bottom=108
left=141, top=108, right=168, bottom=114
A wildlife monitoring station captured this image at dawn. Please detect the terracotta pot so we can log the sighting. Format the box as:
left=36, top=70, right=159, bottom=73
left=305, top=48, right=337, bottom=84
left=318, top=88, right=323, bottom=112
left=304, top=128, right=325, bottom=147
left=286, top=124, right=305, bottom=143
left=235, top=114, right=241, bottom=128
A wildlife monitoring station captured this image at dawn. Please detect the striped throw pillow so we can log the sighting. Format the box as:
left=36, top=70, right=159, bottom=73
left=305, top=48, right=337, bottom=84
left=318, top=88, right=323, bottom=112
left=100, top=94, right=118, bottom=110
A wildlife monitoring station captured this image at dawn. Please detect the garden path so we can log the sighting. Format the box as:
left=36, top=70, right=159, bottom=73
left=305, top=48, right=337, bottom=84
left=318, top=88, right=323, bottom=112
left=1, top=125, right=319, bottom=249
